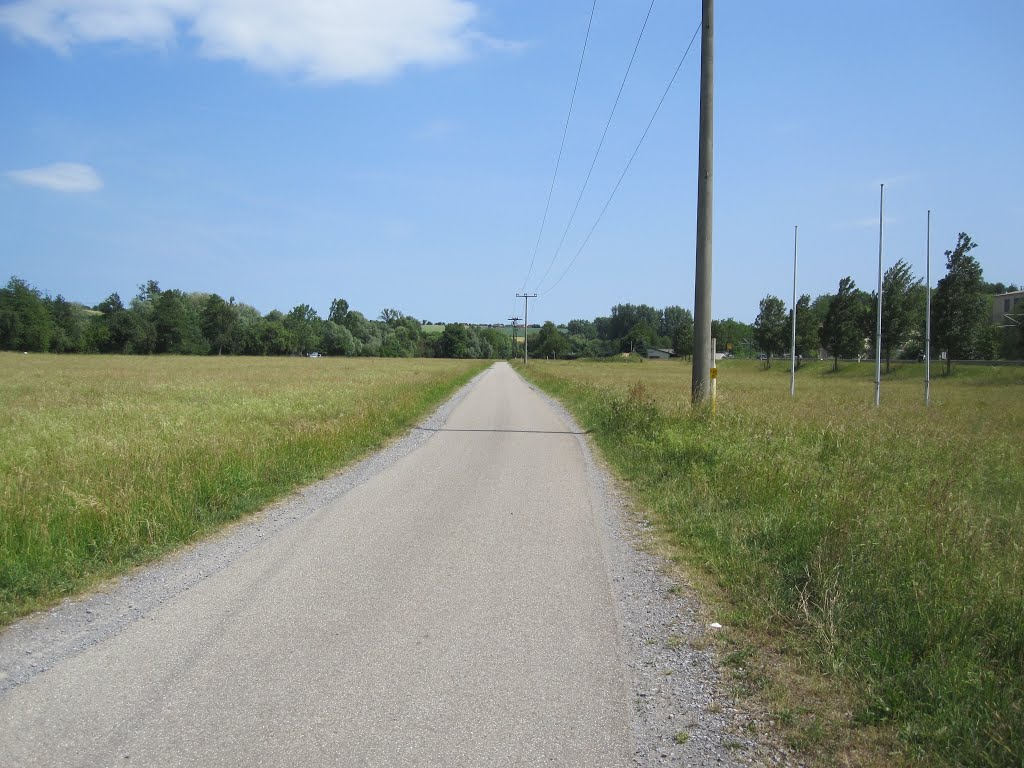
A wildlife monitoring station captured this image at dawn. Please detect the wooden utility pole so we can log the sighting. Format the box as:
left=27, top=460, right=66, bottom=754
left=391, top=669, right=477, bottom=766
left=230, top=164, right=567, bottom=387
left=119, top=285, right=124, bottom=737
left=516, top=294, right=537, bottom=365
left=508, top=316, right=521, bottom=358
left=691, top=0, right=714, bottom=404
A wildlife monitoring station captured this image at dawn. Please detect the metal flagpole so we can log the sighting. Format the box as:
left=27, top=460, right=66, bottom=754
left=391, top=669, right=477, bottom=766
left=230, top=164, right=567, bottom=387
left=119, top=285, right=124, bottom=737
left=790, top=225, right=798, bottom=397
left=925, top=210, right=932, bottom=406
left=875, top=184, right=884, bottom=407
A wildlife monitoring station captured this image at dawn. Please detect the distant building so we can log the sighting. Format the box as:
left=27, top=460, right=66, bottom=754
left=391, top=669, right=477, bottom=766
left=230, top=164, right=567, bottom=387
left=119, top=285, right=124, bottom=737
left=992, top=291, right=1024, bottom=326
left=646, top=348, right=674, bottom=359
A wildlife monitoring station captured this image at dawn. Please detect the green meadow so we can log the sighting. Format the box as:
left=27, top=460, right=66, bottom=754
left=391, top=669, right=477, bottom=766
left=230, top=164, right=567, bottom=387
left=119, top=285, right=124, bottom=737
left=0, top=354, right=486, bottom=625
left=518, top=358, right=1023, bottom=767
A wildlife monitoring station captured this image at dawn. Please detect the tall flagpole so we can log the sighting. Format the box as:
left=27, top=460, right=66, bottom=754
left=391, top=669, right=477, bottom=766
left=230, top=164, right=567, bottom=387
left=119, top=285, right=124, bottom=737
left=875, top=184, right=884, bottom=407
left=790, top=225, right=798, bottom=397
left=925, top=210, right=932, bottom=406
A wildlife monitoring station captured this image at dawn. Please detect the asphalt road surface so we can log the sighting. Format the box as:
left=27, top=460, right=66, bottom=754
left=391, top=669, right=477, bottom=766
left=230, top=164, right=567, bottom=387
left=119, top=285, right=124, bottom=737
left=1, top=362, right=635, bottom=767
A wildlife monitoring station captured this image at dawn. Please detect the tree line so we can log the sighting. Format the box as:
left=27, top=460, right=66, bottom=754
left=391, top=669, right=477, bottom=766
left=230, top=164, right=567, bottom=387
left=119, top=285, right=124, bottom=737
left=532, top=304, right=696, bottom=360
left=4, top=231, right=1018, bottom=365
left=752, top=232, right=1022, bottom=371
left=0, top=279, right=520, bottom=359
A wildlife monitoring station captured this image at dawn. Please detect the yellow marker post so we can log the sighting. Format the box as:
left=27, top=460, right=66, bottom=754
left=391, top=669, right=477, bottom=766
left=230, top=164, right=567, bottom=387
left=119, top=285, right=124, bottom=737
left=709, top=367, right=718, bottom=415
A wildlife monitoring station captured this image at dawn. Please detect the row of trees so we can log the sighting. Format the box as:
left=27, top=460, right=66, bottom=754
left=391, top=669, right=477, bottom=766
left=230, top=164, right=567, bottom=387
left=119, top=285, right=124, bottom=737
left=4, top=231, right=1016, bottom=364
left=544, top=304, right=696, bottom=359
left=753, top=233, right=1022, bottom=370
left=0, top=279, right=520, bottom=359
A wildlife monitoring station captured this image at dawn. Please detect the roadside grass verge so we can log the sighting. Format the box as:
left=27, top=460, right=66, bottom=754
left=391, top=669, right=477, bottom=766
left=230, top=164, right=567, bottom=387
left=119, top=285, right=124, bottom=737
left=517, top=358, right=1023, bottom=767
left=0, top=354, right=487, bottom=626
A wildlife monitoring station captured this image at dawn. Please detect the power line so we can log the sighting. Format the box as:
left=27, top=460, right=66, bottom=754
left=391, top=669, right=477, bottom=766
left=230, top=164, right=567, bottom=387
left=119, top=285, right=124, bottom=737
left=532, top=0, right=657, bottom=293
left=520, top=0, right=599, bottom=292
left=539, top=21, right=702, bottom=297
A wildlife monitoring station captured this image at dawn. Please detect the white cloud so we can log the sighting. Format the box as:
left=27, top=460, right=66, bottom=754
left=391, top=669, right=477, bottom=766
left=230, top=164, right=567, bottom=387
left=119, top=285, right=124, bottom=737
left=0, top=0, right=508, bottom=81
left=5, top=162, right=104, bottom=192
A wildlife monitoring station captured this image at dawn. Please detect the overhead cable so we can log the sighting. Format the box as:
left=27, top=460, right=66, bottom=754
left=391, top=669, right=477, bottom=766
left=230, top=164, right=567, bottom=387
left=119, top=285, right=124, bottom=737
left=532, top=0, right=657, bottom=293
left=520, top=0, right=599, bottom=292
left=539, top=21, right=702, bottom=297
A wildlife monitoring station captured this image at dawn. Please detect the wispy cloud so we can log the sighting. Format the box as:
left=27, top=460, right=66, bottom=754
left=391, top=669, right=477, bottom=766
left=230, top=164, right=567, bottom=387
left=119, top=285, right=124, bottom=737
left=0, top=0, right=519, bottom=82
left=5, top=162, right=103, bottom=192
left=473, top=33, right=530, bottom=54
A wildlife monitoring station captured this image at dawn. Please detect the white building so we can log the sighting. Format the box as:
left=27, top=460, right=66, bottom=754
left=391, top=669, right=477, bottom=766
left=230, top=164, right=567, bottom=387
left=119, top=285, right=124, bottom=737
left=992, top=290, right=1024, bottom=326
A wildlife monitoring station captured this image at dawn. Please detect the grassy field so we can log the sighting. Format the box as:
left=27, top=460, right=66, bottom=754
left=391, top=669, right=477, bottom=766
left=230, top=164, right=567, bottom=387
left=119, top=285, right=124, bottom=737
left=517, top=358, right=1023, bottom=767
left=0, top=354, right=487, bottom=626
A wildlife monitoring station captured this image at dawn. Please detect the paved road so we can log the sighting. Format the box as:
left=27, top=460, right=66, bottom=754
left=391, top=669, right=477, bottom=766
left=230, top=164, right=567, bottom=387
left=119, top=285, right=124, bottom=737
left=1, top=362, right=631, bottom=767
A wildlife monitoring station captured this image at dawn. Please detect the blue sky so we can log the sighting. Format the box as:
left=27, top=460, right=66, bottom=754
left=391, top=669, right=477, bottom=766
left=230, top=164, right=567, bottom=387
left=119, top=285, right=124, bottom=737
left=2, top=0, right=1021, bottom=325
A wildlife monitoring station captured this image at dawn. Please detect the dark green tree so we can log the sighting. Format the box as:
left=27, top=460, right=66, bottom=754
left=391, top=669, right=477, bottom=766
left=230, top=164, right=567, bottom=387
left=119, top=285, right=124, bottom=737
left=792, top=294, right=818, bottom=365
left=320, top=321, right=356, bottom=356
left=328, top=298, right=350, bottom=325
left=260, top=311, right=293, bottom=355
left=608, top=304, right=660, bottom=342
left=671, top=314, right=695, bottom=358
left=440, top=323, right=475, bottom=358
left=566, top=319, right=596, bottom=339
left=0, top=277, right=54, bottom=352
left=624, top=322, right=654, bottom=355
left=152, top=289, right=208, bottom=354
left=229, top=303, right=267, bottom=355
left=659, top=306, right=691, bottom=341
left=933, top=233, right=989, bottom=372
left=45, top=294, right=86, bottom=352
left=91, top=292, right=142, bottom=353
left=534, top=321, right=569, bottom=359
left=753, top=295, right=788, bottom=365
left=821, top=277, right=866, bottom=370
left=341, top=310, right=373, bottom=346
left=480, top=327, right=515, bottom=358
left=201, top=294, right=235, bottom=355
left=710, top=317, right=754, bottom=357
left=127, top=281, right=161, bottom=354
left=285, top=304, right=322, bottom=355
left=871, top=259, right=921, bottom=372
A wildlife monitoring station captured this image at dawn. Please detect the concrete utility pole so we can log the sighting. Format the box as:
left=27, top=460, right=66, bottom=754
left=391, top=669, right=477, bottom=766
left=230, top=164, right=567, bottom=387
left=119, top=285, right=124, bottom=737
left=516, top=294, right=537, bottom=365
left=691, top=0, right=714, bottom=404
left=508, top=316, right=521, bottom=358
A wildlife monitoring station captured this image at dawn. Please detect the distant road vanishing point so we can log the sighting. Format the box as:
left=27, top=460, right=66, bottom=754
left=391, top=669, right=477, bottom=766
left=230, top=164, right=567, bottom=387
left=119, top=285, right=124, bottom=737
left=0, top=362, right=633, bottom=767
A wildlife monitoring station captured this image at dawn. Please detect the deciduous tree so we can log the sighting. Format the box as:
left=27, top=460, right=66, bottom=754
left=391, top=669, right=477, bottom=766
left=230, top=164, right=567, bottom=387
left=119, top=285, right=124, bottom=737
left=792, top=294, right=818, bottom=365
left=753, top=295, right=788, bottom=365
left=535, top=321, right=569, bottom=359
left=933, top=233, right=989, bottom=373
left=821, top=277, right=866, bottom=370
left=871, top=259, right=921, bottom=372
left=0, top=277, right=53, bottom=352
